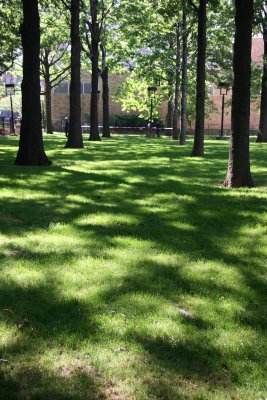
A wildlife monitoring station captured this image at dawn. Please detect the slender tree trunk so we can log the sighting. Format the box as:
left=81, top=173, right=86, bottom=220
left=89, top=0, right=100, bottom=141
left=173, top=24, right=180, bottom=140
left=45, top=82, right=53, bottom=134
left=166, top=99, right=173, bottom=128
left=191, top=0, right=207, bottom=157
left=180, top=0, right=188, bottom=145
left=15, top=0, right=51, bottom=166
left=43, top=51, right=53, bottom=134
left=165, top=42, right=174, bottom=129
left=224, top=0, right=254, bottom=188
left=66, top=0, right=83, bottom=148
left=258, top=26, right=267, bottom=142
left=101, top=45, right=110, bottom=138
left=43, top=50, right=53, bottom=134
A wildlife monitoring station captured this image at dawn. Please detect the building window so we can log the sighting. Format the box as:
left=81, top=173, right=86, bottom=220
left=83, top=83, right=92, bottom=94
left=53, top=82, right=92, bottom=94
left=208, top=86, right=214, bottom=96
left=54, top=83, right=69, bottom=94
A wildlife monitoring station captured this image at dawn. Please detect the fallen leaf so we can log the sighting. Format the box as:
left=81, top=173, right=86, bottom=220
left=174, top=304, right=194, bottom=319
left=3, top=309, right=14, bottom=314
left=18, top=319, right=30, bottom=331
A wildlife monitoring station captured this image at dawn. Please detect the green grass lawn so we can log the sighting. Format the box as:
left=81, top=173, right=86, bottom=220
left=0, top=134, right=266, bottom=400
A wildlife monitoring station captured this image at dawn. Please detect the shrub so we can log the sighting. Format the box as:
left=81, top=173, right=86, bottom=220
left=109, top=114, right=147, bottom=127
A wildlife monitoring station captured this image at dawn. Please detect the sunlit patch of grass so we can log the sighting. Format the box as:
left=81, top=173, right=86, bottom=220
left=0, top=134, right=266, bottom=399
left=76, top=213, right=139, bottom=228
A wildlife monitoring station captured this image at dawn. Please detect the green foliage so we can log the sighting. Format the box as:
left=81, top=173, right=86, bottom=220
left=206, top=0, right=234, bottom=86
left=80, top=0, right=118, bottom=71
left=109, top=0, right=238, bottom=123
left=0, top=92, right=21, bottom=114
left=109, top=113, right=148, bottom=127
left=253, top=0, right=266, bottom=33
left=251, top=65, right=262, bottom=112
left=113, top=75, right=163, bottom=120
left=0, top=0, right=22, bottom=74
left=40, top=3, right=70, bottom=89
left=83, top=112, right=90, bottom=123
left=110, top=0, right=182, bottom=100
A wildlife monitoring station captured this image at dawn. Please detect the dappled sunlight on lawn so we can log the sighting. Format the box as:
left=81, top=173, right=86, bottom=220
left=0, top=135, right=266, bottom=399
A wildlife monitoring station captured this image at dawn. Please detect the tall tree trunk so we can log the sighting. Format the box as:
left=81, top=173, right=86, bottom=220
left=44, top=50, right=53, bottom=134
left=101, top=45, right=110, bottom=138
left=180, top=0, right=188, bottom=145
left=191, top=0, right=207, bottom=157
left=166, top=99, right=173, bottom=128
left=224, top=0, right=254, bottom=188
left=15, top=0, right=51, bottom=166
left=258, top=26, right=267, bottom=142
left=89, top=0, right=100, bottom=141
left=66, top=0, right=83, bottom=148
left=173, top=24, right=180, bottom=140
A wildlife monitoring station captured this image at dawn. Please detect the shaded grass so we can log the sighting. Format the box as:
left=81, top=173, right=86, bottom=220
left=0, top=134, right=266, bottom=399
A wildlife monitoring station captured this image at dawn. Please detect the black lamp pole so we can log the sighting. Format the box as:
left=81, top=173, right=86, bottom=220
left=148, top=86, right=157, bottom=136
left=10, top=94, right=15, bottom=134
left=219, top=82, right=228, bottom=138
left=220, top=93, right=225, bottom=137
left=5, top=84, right=15, bottom=134
left=150, top=97, right=153, bottom=136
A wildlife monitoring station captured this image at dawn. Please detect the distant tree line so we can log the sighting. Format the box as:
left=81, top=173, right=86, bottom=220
left=0, top=0, right=265, bottom=187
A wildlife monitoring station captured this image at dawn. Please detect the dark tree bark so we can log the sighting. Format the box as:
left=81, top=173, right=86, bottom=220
left=66, top=0, right=84, bottom=148
left=180, top=0, right=188, bottom=145
left=43, top=50, right=53, bottom=134
left=191, top=0, right=207, bottom=157
left=258, top=26, right=267, bottom=142
left=224, top=0, right=254, bottom=188
left=89, top=0, right=101, bottom=141
left=166, top=99, right=173, bottom=128
left=172, top=24, right=180, bottom=140
left=15, top=0, right=51, bottom=166
left=100, top=44, right=110, bottom=138
left=45, top=82, right=53, bottom=134
left=165, top=39, right=174, bottom=129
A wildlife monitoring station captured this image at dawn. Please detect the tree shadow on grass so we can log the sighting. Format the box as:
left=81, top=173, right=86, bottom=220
left=1, top=367, right=107, bottom=400
left=0, top=278, right=123, bottom=400
left=0, top=258, right=230, bottom=399
left=0, top=135, right=266, bottom=398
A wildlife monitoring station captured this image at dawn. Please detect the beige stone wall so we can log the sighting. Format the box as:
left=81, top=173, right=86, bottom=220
left=51, top=94, right=70, bottom=121
left=51, top=73, right=129, bottom=125
left=50, top=81, right=260, bottom=131
left=204, top=88, right=259, bottom=132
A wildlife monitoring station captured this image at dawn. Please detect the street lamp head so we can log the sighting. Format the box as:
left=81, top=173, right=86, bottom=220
left=147, top=86, right=157, bottom=97
left=5, top=83, right=15, bottom=96
left=40, top=81, right=45, bottom=95
left=218, top=81, right=229, bottom=96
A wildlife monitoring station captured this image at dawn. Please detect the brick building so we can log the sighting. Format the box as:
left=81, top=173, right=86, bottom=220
left=204, top=37, right=264, bottom=133
left=50, top=37, right=264, bottom=131
left=51, top=73, right=126, bottom=127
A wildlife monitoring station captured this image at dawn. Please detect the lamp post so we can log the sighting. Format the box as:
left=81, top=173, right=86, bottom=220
left=147, top=86, right=157, bottom=136
left=40, top=82, right=45, bottom=129
left=5, top=83, right=15, bottom=135
left=218, top=82, right=228, bottom=139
